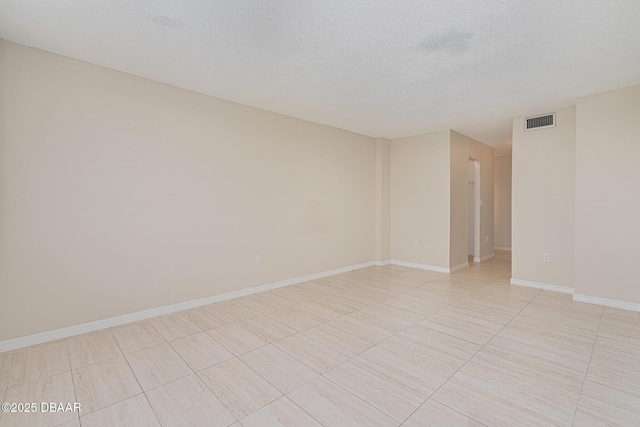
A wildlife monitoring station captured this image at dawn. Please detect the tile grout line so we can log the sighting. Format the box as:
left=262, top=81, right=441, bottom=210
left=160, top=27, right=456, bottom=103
left=569, top=306, right=604, bottom=427
left=7, top=260, right=637, bottom=426
left=415, top=284, right=543, bottom=425
left=66, top=339, right=81, bottom=427
left=110, top=328, right=165, bottom=427
left=287, top=271, right=495, bottom=425
left=371, top=270, right=517, bottom=425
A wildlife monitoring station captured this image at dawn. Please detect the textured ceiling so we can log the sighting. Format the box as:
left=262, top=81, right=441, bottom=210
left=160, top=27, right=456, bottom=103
left=1, top=1, right=639, bottom=154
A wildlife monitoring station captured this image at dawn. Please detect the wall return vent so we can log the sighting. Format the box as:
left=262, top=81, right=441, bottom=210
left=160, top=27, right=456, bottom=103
left=525, top=113, right=555, bottom=131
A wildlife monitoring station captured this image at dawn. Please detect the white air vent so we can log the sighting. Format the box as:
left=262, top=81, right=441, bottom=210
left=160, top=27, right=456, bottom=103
left=525, top=113, right=555, bottom=131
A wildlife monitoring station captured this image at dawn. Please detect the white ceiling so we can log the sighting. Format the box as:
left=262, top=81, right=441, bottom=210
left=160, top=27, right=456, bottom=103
left=1, top=1, right=639, bottom=154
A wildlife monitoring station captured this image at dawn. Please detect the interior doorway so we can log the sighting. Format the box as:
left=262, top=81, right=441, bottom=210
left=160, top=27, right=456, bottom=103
left=469, top=159, right=481, bottom=262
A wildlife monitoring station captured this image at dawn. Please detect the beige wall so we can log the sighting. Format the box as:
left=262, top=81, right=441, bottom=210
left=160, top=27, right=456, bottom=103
left=449, top=134, right=469, bottom=268
left=512, top=105, right=576, bottom=288
left=451, top=131, right=495, bottom=262
left=375, top=138, right=391, bottom=261
left=390, top=131, right=451, bottom=268
left=494, top=155, right=512, bottom=249
left=0, top=41, right=377, bottom=340
left=390, top=130, right=494, bottom=269
left=575, top=85, right=640, bottom=303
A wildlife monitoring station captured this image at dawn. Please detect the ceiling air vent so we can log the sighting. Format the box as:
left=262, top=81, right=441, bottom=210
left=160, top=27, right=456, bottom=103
left=525, top=113, right=555, bottom=131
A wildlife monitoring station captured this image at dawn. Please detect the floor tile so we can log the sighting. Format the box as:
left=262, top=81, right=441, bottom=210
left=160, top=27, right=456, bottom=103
left=274, top=334, right=348, bottom=374
left=314, top=294, right=368, bottom=314
left=0, top=351, right=13, bottom=396
left=397, top=325, right=481, bottom=360
left=56, top=417, right=80, bottom=427
left=378, top=327, right=479, bottom=377
left=80, top=394, right=160, bottom=427
left=471, top=342, right=584, bottom=394
left=8, top=341, right=69, bottom=388
left=578, top=379, right=640, bottom=423
left=432, top=360, right=579, bottom=427
left=587, top=349, right=640, bottom=395
left=207, top=323, right=268, bottom=356
left=239, top=396, right=322, bottom=427
left=474, top=283, right=540, bottom=302
left=72, top=356, right=141, bottom=414
left=126, top=343, right=191, bottom=391
left=239, top=345, right=318, bottom=394
left=349, top=303, right=424, bottom=333
left=288, top=377, right=397, bottom=427
left=148, top=312, right=202, bottom=341
left=294, top=301, right=343, bottom=322
left=67, top=331, right=122, bottom=369
left=497, top=322, right=596, bottom=363
left=146, top=374, right=235, bottom=427
left=170, top=332, right=233, bottom=371
left=594, top=334, right=640, bottom=358
left=355, top=346, right=449, bottom=396
left=404, top=283, right=471, bottom=304
left=417, top=309, right=502, bottom=346
left=236, top=315, right=297, bottom=343
left=111, top=321, right=165, bottom=354
left=381, top=294, right=446, bottom=316
left=213, top=299, right=263, bottom=323
left=198, top=358, right=281, bottom=420
left=302, top=323, right=372, bottom=357
left=325, top=360, right=426, bottom=422
left=573, top=402, right=640, bottom=427
left=326, top=314, right=396, bottom=344
left=4, top=263, right=640, bottom=426
left=1, top=372, right=77, bottom=427
left=403, top=399, right=485, bottom=427
left=183, top=304, right=233, bottom=330
left=260, top=306, right=323, bottom=332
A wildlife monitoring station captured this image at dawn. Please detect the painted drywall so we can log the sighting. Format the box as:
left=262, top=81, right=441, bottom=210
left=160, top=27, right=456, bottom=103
left=0, top=40, right=376, bottom=340
left=390, top=130, right=493, bottom=269
left=390, top=131, right=451, bottom=268
left=575, top=85, right=640, bottom=303
left=449, top=134, right=469, bottom=268
left=512, top=105, right=576, bottom=288
left=468, top=161, right=476, bottom=255
left=494, top=155, right=512, bottom=249
left=451, top=131, right=495, bottom=263
left=375, top=138, right=391, bottom=261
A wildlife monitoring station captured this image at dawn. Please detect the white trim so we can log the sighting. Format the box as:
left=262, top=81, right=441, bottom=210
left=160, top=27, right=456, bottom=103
left=0, top=261, right=376, bottom=353
left=573, top=294, right=640, bottom=312
left=450, top=262, right=469, bottom=273
left=494, top=246, right=512, bottom=251
left=376, top=260, right=392, bottom=266
left=510, top=278, right=574, bottom=294
left=390, top=260, right=451, bottom=273
left=473, top=252, right=495, bottom=263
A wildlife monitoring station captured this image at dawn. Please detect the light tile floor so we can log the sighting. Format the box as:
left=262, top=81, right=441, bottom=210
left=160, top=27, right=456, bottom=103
left=1, top=251, right=639, bottom=426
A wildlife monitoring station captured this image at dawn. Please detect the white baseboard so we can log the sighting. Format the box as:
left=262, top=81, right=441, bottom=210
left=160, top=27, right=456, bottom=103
left=450, top=262, right=470, bottom=273
left=390, top=260, right=460, bottom=274
left=511, top=279, right=640, bottom=312
left=573, top=294, right=640, bottom=312
left=376, top=260, right=392, bottom=266
left=0, top=261, right=377, bottom=353
left=473, top=252, right=495, bottom=263
left=510, top=278, right=574, bottom=294
left=494, top=246, right=512, bottom=251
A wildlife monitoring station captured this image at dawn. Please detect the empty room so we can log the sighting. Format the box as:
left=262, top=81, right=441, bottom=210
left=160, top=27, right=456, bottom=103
left=1, top=1, right=639, bottom=426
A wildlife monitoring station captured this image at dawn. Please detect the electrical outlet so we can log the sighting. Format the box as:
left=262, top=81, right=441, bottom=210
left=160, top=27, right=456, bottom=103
left=413, top=240, right=418, bottom=247
left=485, top=236, right=488, bottom=242
left=543, top=253, right=550, bottom=262
left=256, top=254, right=262, bottom=264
